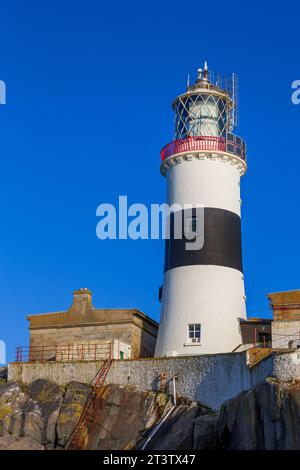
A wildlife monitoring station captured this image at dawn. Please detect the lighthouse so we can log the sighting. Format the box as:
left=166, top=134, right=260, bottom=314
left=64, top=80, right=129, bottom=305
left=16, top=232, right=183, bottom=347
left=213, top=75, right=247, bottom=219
left=155, top=63, right=247, bottom=357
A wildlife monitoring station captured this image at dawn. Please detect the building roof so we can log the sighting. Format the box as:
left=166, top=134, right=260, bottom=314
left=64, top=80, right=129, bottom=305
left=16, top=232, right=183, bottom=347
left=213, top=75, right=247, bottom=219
left=240, top=317, right=272, bottom=324
left=267, top=289, right=300, bottom=306
left=27, top=308, right=158, bottom=329
left=27, top=288, right=159, bottom=331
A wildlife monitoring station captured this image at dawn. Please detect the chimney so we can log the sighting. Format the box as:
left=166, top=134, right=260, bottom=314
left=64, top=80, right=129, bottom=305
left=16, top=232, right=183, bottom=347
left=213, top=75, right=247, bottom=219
left=71, top=288, right=93, bottom=315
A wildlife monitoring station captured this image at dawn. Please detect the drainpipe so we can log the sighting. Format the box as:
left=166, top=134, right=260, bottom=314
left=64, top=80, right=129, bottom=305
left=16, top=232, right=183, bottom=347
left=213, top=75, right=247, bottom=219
left=173, top=374, right=177, bottom=406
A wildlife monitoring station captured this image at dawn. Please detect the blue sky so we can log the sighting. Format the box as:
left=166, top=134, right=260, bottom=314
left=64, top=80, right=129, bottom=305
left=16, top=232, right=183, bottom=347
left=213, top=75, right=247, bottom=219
left=0, top=0, right=300, bottom=362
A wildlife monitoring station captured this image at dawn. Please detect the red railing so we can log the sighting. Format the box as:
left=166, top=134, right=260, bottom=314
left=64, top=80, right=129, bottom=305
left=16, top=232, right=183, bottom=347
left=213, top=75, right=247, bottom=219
left=15, top=343, right=112, bottom=363
left=161, top=136, right=226, bottom=161
left=160, top=135, right=246, bottom=162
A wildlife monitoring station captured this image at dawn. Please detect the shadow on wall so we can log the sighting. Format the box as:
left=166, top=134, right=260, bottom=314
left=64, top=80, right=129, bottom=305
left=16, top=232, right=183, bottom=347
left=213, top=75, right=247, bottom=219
left=138, top=329, right=157, bottom=358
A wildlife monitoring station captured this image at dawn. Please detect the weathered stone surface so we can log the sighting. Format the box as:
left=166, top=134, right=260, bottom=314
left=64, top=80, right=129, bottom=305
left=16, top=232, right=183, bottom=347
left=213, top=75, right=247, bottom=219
left=25, top=379, right=64, bottom=446
left=0, top=435, right=44, bottom=450
left=0, top=367, right=7, bottom=383
left=81, top=384, right=170, bottom=450
left=56, top=381, right=91, bottom=448
left=0, top=379, right=63, bottom=447
left=3, top=376, right=300, bottom=450
left=281, top=382, right=300, bottom=449
left=217, top=378, right=300, bottom=450
left=139, top=402, right=202, bottom=450
left=0, top=381, right=24, bottom=436
left=193, top=413, right=218, bottom=449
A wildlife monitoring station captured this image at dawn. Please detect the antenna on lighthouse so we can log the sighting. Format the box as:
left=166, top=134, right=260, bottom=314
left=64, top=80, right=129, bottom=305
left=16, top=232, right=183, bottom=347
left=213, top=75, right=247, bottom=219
left=203, top=61, right=209, bottom=80
left=187, top=74, right=190, bottom=89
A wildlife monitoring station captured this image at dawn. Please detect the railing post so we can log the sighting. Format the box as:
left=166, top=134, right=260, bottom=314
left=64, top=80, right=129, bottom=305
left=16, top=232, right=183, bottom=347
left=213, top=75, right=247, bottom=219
left=16, top=347, right=20, bottom=362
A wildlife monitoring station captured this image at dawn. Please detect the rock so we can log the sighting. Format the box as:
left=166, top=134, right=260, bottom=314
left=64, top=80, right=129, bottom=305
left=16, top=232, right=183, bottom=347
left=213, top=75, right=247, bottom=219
left=0, top=382, right=23, bottom=436
left=281, top=382, right=300, bottom=449
left=84, top=384, right=170, bottom=450
left=140, top=402, right=201, bottom=450
left=193, top=413, right=218, bottom=449
left=56, top=381, right=91, bottom=448
left=0, top=367, right=7, bottom=383
left=3, top=376, right=300, bottom=450
left=255, top=379, right=283, bottom=449
left=230, top=389, right=258, bottom=450
left=0, top=435, right=44, bottom=450
left=0, top=379, right=63, bottom=448
left=25, top=379, right=64, bottom=446
left=216, top=378, right=300, bottom=450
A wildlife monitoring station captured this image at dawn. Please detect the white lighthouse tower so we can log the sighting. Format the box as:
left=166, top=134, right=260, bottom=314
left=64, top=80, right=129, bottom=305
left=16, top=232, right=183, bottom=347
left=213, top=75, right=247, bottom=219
left=155, top=63, right=247, bottom=357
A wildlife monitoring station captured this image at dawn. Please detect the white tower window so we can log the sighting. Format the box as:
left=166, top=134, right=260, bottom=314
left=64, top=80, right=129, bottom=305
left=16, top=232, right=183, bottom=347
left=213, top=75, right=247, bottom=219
left=188, top=323, right=201, bottom=343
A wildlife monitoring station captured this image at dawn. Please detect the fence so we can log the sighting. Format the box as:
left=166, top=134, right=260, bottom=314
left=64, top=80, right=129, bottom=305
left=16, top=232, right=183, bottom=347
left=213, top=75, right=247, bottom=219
left=15, top=343, right=112, bottom=363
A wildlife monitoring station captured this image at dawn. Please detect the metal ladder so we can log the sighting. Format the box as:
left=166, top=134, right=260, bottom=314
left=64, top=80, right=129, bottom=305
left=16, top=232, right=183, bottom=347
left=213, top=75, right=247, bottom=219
left=66, top=359, right=113, bottom=450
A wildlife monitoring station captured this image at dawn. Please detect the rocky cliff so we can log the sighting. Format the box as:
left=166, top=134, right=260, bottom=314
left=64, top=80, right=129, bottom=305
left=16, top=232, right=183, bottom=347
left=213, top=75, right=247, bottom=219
left=217, top=377, right=300, bottom=449
left=0, top=379, right=215, bottom=450
left=0, top=377, right=300, bottom=450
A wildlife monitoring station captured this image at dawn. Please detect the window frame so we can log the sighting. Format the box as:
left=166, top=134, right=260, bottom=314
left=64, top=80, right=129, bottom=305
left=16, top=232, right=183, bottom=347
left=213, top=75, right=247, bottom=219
left=187, top=323, right=201, bottom=344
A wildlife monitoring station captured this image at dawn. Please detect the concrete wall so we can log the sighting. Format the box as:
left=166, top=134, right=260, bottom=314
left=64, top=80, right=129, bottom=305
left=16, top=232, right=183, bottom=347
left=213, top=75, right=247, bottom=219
left=9, top=351, right=277, bottom=410
left=272, top=320, right=300, bottom=348
left=9, top=351, right=299, bottom=411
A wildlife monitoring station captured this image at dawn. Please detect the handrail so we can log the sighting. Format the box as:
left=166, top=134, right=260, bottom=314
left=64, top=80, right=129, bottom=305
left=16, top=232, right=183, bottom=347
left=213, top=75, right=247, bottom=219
left=15, top=343, right=112, bottom=363
left=161, top=135, right=246, bottom=162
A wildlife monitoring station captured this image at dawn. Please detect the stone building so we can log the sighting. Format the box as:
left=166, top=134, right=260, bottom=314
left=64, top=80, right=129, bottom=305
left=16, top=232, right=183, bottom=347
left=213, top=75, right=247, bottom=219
left=26, top=288, right=158, bottom=361
left=268, top=290, right=300, bottom=349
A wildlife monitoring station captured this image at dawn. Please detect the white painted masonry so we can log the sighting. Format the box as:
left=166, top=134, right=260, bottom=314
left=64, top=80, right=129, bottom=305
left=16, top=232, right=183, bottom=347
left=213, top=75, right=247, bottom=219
left=9, top=350, right=293, bottom=410
left=166, top=157, right=243, bottom=215
left=155, top=265, right=246, bottom=356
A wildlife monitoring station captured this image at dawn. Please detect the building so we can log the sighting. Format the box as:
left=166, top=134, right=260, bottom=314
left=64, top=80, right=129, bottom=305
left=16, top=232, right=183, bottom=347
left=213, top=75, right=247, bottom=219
left=155, top=62, right=247, bottom=356
left=24, top=288, right=158, bottom=361
left=268, top=290, right=300, bottom=349
left=239, top=318, right=272, bottom=347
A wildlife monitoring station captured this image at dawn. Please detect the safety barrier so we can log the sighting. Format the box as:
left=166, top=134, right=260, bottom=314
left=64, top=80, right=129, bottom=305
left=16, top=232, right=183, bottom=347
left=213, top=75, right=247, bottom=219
left=160, top=134, right=246, bottom=162
left=15, top=343, right=112, bottom=363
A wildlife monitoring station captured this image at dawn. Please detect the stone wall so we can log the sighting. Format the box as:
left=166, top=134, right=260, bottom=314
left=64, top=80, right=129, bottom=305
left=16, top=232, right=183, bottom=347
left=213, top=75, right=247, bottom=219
left=30, top=324, right=132, bottom=352
left=272, top=350, right=300, bottom=381
left=9, top=351, right=300, bottom=411
left=30, top=320, right=157, bottom=360
left=272, top=320, right=300, bottom=348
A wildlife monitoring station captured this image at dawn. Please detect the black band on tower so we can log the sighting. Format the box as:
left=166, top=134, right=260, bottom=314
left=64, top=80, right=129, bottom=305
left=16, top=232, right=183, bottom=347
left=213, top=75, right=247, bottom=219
left=164, top=207, right=243, bottom=273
